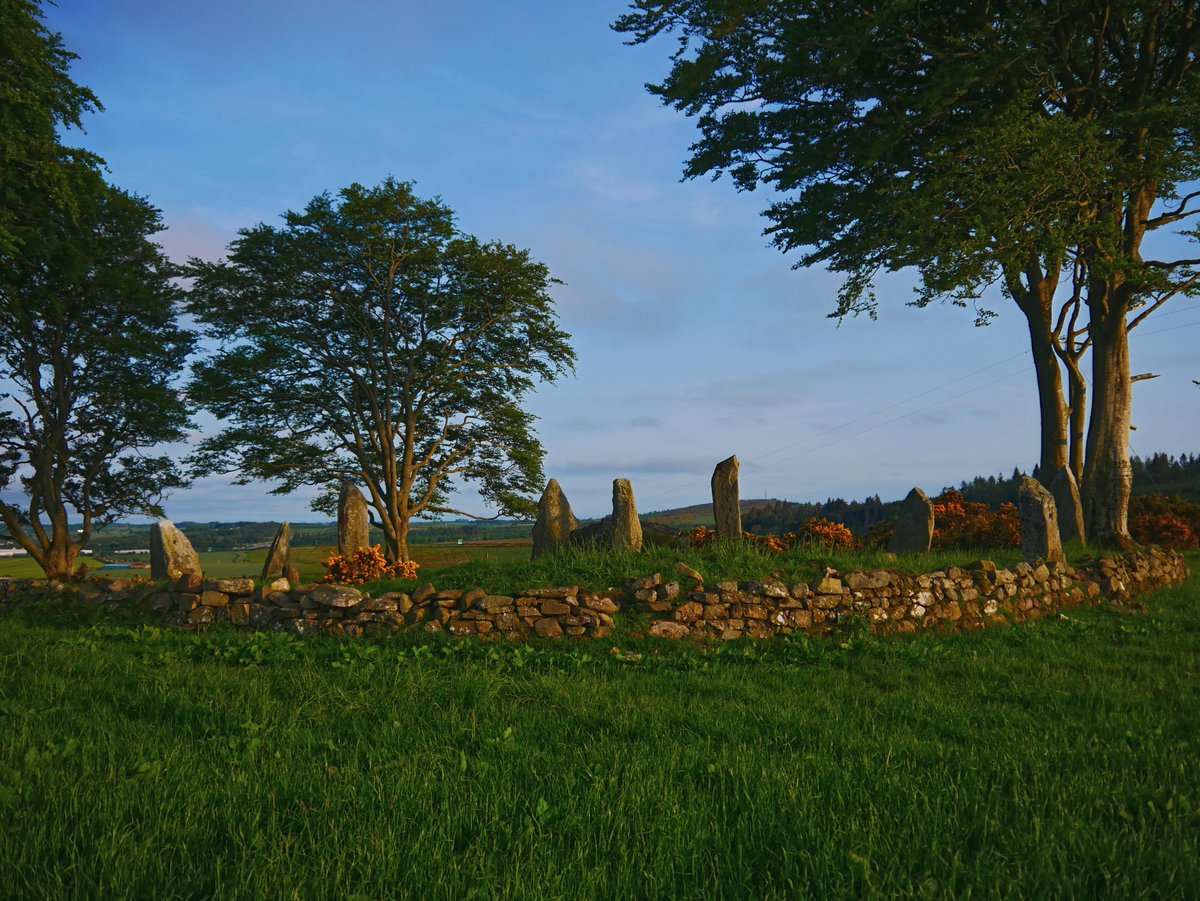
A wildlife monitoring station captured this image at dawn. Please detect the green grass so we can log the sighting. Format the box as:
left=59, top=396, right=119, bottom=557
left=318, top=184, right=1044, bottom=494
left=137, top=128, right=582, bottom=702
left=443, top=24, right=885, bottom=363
left=0, top=543, right=534, bottom=583
left=0, top=539, right=1094, bottom=590
left=0, top=554, right=1197, bottom=898
left=365, top=541, right=1055, bottom=597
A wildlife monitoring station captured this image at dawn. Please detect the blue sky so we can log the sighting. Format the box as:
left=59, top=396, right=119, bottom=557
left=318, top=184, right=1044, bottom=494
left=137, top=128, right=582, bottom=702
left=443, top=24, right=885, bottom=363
left=37, top=0, right=1200, bottom=521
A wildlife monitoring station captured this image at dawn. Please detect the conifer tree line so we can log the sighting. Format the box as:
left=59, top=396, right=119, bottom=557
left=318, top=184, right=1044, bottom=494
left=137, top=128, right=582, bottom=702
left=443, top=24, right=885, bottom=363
left=617, top=0, right=1200, bottom=548
left=742, top=454, right=1200, bottom=536
left=2, top=1, right=1197, bottom=577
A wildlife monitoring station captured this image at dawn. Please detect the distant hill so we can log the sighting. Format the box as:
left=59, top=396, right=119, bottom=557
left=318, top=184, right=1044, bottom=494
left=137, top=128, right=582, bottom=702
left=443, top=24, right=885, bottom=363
left=59, top=451, right=1197, bottom=551
left=643, top=499, right=785, bottom=528
left=78, top=519, right=533, bottom=554
left=645, top=451, right=1200, bottom=536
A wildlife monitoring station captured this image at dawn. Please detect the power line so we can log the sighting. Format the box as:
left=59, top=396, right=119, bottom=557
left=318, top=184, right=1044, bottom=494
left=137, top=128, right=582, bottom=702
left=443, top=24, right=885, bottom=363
left=642, top=350, right=1032, bottom=508
left=642, top=313, right=1197, bottom=511
left=1138, top=318, right=1200, bottom=337
left=745, top=366, right=1031, bottom=476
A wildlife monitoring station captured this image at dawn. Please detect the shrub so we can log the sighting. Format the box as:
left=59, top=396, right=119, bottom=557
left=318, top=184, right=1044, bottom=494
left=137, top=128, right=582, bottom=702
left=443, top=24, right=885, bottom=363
left=688, top=519, right=855, bottom=554
left=794, top=517, right=856, bottom=550
left=1129, top=495, right=1200, bottom=549
left=324, top=546, right=420, bottom=584
left=931, top=490, right=1019, bottom=550
left=862, top=520, right=895, bottom=548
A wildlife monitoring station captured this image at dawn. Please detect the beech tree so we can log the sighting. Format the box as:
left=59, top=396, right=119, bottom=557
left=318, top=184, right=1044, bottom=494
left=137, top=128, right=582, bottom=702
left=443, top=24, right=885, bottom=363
left=187, top=178, right=576, bottom=563
left=616, top=0, right=1200, bottom=546
left=0, top=0, right=103, bottom=255
left=0, top=179, right=195, bottom=580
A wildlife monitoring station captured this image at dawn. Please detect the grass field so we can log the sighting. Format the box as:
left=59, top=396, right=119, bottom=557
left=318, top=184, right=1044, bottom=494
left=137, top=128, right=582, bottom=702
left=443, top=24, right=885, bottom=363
left=0, top=540, right=1038, bottom=592
left=0, top=553, right=1196, bottom=898
left=0, top=542, right=535, bottom=583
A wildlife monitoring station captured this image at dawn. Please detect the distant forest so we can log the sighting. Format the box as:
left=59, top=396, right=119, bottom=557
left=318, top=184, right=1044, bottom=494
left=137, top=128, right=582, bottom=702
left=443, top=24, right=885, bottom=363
left=58, top=451, right=1200, bottom=552
left=742, top=452, right=1200, bottom=536
left=82, top=520, right=532, bottom=555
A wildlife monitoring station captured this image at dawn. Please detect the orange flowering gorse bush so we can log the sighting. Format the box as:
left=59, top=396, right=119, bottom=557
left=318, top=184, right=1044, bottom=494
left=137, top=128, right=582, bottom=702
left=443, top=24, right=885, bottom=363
left=688, top=519, right=855, bottom=553
left=794, top=517, right=856, bottom=549
left=1129, top=495, right=1200, bottom=550
left=324, top=545, right=420, bottom=584
left=931, top=490, right=1020, bottom=550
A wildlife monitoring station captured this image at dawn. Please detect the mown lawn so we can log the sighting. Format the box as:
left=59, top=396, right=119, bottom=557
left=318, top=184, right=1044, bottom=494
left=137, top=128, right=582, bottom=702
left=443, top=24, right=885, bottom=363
left=0, top=554, right=1197, bottom=898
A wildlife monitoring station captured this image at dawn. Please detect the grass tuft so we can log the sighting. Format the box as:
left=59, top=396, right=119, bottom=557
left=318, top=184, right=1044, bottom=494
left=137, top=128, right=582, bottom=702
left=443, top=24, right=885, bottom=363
left=0, top=553, right=1196, bottom=897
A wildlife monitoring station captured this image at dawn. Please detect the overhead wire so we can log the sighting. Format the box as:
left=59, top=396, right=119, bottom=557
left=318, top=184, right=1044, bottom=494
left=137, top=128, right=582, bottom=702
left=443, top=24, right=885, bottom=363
left=642, top=350, right=1032, bottom=508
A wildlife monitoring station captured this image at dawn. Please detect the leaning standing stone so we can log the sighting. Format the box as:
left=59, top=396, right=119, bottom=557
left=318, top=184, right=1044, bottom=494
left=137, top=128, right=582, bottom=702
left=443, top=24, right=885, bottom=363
left=711, top=455, right=741, bottom=542
left=887, top=488, right=935, bottom=554
left=260, top=522, right=292, bottom=581
left=1019, top=476, right=1066, bottom=564
left=150, top=520, right=203, bottom=581
left=337, top=482, right=370, bottom=555
left=611, top=478, right=643, bottom=553
left=1049, top=466, right=1086, bottom=546
left=531, top=479, right=578, bottom=560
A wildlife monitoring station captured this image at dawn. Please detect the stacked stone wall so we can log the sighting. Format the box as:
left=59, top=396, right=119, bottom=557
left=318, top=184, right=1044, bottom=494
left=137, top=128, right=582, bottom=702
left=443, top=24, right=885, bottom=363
left=0, top=549, right=1187, bottom=642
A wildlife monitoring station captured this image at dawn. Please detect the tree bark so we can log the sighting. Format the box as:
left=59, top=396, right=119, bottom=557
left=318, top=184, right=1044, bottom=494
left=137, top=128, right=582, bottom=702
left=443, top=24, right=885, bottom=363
left=1081, top=299, right=1134, bottom=548
left=1012, top=272, right=1070, bottom=478
left=1065, top=359, right=1087, bottom=485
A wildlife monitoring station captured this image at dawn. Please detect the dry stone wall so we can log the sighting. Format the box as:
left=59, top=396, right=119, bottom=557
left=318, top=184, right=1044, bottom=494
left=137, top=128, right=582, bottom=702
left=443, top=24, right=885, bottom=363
left=0, top=549, right=1186, bottom=643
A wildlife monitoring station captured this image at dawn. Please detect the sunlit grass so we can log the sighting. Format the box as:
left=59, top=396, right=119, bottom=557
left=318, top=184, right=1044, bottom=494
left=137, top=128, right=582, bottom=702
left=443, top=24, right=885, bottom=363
left=1, top=556, right=1194, bottom=897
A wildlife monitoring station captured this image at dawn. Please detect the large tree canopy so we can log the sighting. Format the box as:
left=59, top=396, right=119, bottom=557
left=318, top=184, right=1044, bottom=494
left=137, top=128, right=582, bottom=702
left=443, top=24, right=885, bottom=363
left=187, top=178, right=576, bottom=562
left=0, top=178, right=195, bottom=580
left=616, top=0, right=1200, bottom=545
left=0, top=0, right=103, bottom=255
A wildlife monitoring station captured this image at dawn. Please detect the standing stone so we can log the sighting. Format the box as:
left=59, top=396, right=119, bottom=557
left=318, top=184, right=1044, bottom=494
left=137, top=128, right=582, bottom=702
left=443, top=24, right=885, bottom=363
left=1049, top=466, right=1086, bottom=546
left=150, top=520, right=203, bottom=581
left=260, top=522, right=291, bottom=581
left=711, top=455, right=742, bottom=542
left=887, top=488, right=935, bottom=554
left=337, top=482, right=370, bottom=555
left=1019, top=476, right=1066, bottom=564
left=531, top=479, right=578, bottom=560
left=611, top=478, right=643, bottom=553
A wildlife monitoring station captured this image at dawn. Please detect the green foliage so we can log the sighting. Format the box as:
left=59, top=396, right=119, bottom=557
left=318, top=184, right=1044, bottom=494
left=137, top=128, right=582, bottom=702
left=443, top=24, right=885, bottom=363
left=616, top=1, right=1200, bottom=541
left=186, top=178, right=575, bottom=561
left=0, top=0, right=104, bottom=256
left=0, top=556, right=1197, bottom=896
left=0, top=178, right=195, bottom=577
left=615, top=1, right=1200, bottom=318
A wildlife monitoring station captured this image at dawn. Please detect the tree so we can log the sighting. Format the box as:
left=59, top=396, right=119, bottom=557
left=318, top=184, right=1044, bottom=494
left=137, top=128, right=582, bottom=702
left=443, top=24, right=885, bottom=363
left=186, top=178, right=576, bottom=563
left=0, top=178, right=196, bottom=580
left=0, top=0, right=104, bottom=255
left=615, top=1, right=1200, bottom=546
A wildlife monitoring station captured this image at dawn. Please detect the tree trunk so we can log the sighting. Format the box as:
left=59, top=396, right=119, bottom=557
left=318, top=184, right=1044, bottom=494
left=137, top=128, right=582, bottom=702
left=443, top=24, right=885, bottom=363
left=1082, top=306, right=1134, bottom=548
left=1065, top=357, right=1087, bottom=485
left=1014, top=277, right=1070, bottom=478
left=39, top=539, right=79, bottom=582
left=390, top=518, right=411, bottom=564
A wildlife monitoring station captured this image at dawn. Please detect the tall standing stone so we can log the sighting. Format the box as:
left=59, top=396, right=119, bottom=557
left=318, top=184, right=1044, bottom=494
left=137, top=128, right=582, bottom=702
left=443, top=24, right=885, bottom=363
left=1019, top=476, right=1065, bottom=564
left=261, top=522, right=292, bottom=581
left=887, top=488, right=935, bottom=554
left=531, top=479, right=578, bottom=560
left=1049, top=466, right=1086, bottom=546
left=711, top=455, right=742, bottom=542
left=337, top=482, right=370, bottom=555
left=150, top=520, right=203, bottom=581
left=611, top=478, right=643, bottom=553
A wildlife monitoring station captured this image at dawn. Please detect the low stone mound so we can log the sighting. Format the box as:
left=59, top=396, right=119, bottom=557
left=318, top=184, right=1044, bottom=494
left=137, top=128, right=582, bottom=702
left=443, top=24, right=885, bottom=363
left=569, top=518, right=683, bottom=549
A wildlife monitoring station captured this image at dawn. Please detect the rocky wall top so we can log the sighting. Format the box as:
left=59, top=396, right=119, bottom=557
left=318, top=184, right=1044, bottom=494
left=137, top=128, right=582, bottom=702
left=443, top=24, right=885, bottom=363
left=0, top=549, right=1187, bottom=644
